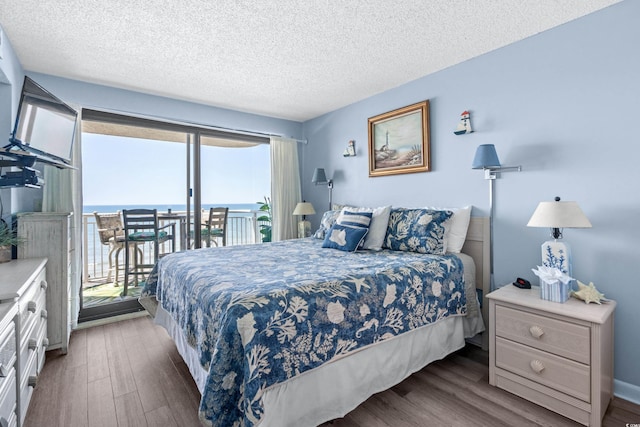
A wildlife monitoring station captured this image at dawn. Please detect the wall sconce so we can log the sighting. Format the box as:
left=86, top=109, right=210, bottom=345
left=472, top=144, right=522, bottom=179
left=472, top=144, right=521, bottom=289
left=292, top=201, right=316, bottom=238
left=312, top=168, right=333, bottom=211
left=527, top=196, right=592, bottom=277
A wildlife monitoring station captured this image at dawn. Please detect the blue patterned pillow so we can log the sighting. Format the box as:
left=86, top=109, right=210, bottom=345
left=384, top=208, right=453, bottom=254
left=313, top=210, right=340, bottom=239
left=337, top=209, right=373, bottom=228
left=322, top=224, right=368, bottom=252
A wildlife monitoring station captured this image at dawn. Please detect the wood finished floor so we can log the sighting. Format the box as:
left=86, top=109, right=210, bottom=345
left=25, top=314, right=640, bottom=427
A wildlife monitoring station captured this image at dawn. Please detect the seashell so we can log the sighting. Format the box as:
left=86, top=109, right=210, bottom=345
left=571, top=280, right=606, bottom=304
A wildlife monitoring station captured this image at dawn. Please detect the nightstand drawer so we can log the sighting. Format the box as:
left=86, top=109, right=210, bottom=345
left=495, top=305, right=590, bottom=364
left=496, top=337, right=590, bottom=402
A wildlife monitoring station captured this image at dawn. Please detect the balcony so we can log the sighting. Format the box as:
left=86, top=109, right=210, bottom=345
left=81, top=209, right=267, bottom=307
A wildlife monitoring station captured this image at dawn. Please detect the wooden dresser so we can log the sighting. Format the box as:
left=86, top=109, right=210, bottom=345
left=0, top=258, right=48, bottom=427
left=487, top=285, right=616, bottom=427
left=17, top=212, right=72, bottom=353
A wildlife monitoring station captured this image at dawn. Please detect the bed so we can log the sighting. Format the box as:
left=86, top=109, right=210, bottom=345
left=140, top=210, right=490, bottom=427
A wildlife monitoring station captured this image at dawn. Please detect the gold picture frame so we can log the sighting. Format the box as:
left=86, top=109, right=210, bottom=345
left=368, top=100, right=430, bottom=177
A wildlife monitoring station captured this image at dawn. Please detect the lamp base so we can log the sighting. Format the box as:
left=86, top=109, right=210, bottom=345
left=540, top=239, right=572, bottom=277
left=298, top=220, right=311, bottom=238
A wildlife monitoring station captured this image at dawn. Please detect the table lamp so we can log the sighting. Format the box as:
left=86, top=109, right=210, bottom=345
left=527, top=196, right=592, bottom=277
left=292, top=201, right=316, bottom=238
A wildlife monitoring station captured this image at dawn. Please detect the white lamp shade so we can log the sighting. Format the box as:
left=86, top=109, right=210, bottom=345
left=293, top=202, right=316, bottom=216
left=527, top=201, right=592, bottom=228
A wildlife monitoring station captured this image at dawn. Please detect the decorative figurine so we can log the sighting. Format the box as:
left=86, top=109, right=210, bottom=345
left=343, top=139, right=356, bottom=157
left=454, top=110, right=473, bottom=135
left=571, top=280, right=606, bottom=304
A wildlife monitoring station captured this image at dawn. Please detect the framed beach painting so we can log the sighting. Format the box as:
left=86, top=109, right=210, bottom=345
left=368, top=100, right=430, bottom=177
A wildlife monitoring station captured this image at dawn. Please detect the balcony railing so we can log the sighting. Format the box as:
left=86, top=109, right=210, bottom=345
left=82, top=210, right=267, bottom=285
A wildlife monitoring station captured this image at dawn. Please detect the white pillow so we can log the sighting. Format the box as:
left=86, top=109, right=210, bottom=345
left=425, top=205, right=472, bottom=253
left=337, top=205, right=391, bottom=251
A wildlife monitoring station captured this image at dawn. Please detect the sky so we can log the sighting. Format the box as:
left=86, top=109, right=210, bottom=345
left=82, top=133, right=271, bottom=207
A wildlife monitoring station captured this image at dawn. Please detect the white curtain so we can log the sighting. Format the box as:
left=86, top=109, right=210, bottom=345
left=42, top=168, right=73, bottom=212
left=270, top=136, right=301, bottom=241
left=43, top=109, right=82, bottom=329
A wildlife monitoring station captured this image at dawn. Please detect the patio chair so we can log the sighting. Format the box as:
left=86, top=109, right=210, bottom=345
left=93, top=211, right=143, bottom=286
left=122, top=208, right=176, bottom=296
left=198, top=207, right=228, bottom=247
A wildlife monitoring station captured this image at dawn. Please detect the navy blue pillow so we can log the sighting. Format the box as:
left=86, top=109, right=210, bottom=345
left=322, top=224, right=368, bottom=252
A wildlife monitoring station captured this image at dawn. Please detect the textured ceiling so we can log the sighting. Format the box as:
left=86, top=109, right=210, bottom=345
left=0, top=0, right=620, bottom=122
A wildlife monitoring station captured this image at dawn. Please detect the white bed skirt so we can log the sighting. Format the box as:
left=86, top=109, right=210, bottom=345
left=155, top=304, right=484, bottom=427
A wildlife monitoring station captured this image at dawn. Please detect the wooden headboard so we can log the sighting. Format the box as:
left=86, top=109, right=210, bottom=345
left=461, top=216, right=491, bottom=350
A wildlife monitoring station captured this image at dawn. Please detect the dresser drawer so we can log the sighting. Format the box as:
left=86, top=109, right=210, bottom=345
left=18, top=268, right=47, bottom=338
left=0, top=322, right=16, bottom=381
left=19, top=348, right=38, bottom=424
left=0, top=367, right=16, bottom=427
left=496, top=337, right=590, bottom=402
left=495, top=305, right=590, bottom=364
left=35, top=322, right=47, bottom=374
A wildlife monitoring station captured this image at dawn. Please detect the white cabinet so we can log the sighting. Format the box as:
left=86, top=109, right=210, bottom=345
left=0, top=258, right=48, bottom=427
left=17, top=212, right=71, bottom=354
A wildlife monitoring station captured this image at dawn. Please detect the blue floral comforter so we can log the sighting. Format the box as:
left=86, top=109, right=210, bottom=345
left=142, top=238, right=467, bottom=427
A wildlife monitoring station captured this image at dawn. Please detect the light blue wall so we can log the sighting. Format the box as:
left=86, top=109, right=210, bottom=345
left=301, top=0, right=640, bottom=393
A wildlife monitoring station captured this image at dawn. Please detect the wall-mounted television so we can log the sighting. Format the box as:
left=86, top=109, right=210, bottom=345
left=6, top=76, right=77, bottom=167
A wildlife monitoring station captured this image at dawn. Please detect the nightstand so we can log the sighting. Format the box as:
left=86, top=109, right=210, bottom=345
left=487, top=285, right=616, bottom=427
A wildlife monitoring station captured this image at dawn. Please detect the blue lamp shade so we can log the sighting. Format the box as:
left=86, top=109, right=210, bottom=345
left=472, top=144, right=501, bottom=169
left=312, top=168, right=328, bottom=184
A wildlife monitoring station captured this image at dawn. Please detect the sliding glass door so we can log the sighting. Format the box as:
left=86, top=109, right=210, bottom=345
left=78, top=110, right=270, bottom=321
left=197, top=132, right=270, bottom=247
left=79, top=115, right=194, bottom=320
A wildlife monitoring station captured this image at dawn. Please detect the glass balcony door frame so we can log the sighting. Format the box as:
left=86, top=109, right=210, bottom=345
left=78, top=110, right=268, bottom=321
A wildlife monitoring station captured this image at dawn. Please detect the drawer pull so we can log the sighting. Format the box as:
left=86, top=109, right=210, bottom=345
left=28, top=338, right=38, bottom=351
left=529, top=325, right=545, bottom=339
left=27, top=301, right=37, bottom=313
left=0, top=363, right=7, bottom=377
left=28, top=375, right=37, bottom=388
left=530, top=359, right=545, bottom=374
left=43, top=338, right=49, bottom=348
left=40, top=280, right=48, bottom=290
left=41, top=309, right=48, bottom=320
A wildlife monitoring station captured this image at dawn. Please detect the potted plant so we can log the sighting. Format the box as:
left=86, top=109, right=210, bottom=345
left=257, top=197, right=272, bottom=243
left=0, top=219, right=21, bottom=263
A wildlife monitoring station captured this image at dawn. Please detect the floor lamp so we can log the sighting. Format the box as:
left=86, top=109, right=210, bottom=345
left=311, top=168, right=333, bottom=211
left=472, top=144, right=521, bottom=290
